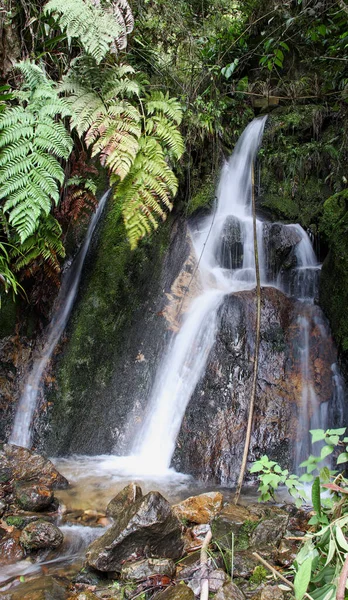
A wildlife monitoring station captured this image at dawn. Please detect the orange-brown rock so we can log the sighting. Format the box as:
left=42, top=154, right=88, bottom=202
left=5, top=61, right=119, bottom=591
left=172, top=491, right=223, bottom=524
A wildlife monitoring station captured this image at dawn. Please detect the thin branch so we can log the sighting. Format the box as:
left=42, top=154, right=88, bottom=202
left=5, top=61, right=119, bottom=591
left=252, top=552, right=314, bottom=600
left=337, top=553, right=348, bottom=600
left=234, top=161, right=260, bottom=505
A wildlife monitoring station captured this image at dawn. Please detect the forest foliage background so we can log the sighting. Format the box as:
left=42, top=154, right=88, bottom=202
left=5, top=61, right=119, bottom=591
left=0, top=0, right=347, bottom=352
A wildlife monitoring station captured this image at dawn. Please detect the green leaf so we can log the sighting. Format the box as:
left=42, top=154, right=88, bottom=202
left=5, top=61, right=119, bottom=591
left=310, top=429, right=326, bottom=443
left=294, top=555, right=313, bottom=600
left=312, top=477, right=321, bottom=516
left=325, top=536, right=335, bottom=566
left=321, top=445, right=334, bottom=460
left=337, top=453, right=348, bottom=464
left=335, top=525, right=348, bottom=551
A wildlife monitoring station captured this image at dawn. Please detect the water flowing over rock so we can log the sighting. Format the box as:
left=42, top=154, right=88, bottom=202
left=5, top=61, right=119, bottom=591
left=86, top=491, right=184, bottom=572
left=172, top=286, right=336, bottom=482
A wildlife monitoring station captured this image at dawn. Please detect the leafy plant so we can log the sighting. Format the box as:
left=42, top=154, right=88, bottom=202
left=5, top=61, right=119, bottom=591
left=44, top=0, right=133, bottom=64
left=0, top=61, right=72, bottom=243
left=250, top=429, right=348, bottom=600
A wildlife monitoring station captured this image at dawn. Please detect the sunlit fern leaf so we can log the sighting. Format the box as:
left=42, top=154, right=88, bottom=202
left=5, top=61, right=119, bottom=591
left=44, top=0, right=133, bottom=63
left=90, top=0, right=134, bottom=51
left=145, top=91, right=183, bottom=126
left=0, top=61, right=72, bottom=242
left=62, top=62, right=141, bottom=179
left=114, top=136, right=178, bottom=249
left=145, top=115, right=185, bottom=160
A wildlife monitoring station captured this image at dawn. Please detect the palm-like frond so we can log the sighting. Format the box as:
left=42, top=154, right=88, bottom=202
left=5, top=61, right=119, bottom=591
left=0, top=61, right=73, bottom=242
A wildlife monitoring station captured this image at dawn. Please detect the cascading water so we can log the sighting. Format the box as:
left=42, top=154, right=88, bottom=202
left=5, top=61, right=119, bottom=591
left=10, top=191, right=110, bottom=449
left=129, top=117, right=268, bottom=474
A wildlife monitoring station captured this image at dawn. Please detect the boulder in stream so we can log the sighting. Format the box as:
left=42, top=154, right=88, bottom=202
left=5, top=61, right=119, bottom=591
left=86, top=491, right=184, bottom=572
left=121, top=557, right=176, bottom=581
left=20, top=520, right=64, bottom=550
left=14, top=481, right=54, bottom=511
left=106, top=482, right=143, bottom=520
left=153, top=583, right=194, bottom=600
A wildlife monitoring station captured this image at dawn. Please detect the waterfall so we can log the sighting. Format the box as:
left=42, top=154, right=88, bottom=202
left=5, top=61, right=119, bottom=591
left=10, top=191, right=110, bottom=449
left=130, top=117, right=268, bottom=473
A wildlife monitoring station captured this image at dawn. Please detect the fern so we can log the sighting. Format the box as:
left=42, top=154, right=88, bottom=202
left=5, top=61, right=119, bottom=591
left=61, top=60, right=141, bottom=180
left=114, top=136, right=178, bottom=249
left=0, top=61, right=73, bottom=242
left=44, top=0, right=134, bottom=63
left=11, top=214, right=65, bottom=274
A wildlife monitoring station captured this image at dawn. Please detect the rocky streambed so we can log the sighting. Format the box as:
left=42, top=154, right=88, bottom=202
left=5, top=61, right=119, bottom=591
left=0, top=445, right=311, bottom=600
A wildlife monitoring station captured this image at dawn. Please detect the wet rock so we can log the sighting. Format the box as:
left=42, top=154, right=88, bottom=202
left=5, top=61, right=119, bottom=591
left=73, top=567, right=104, bottom=586
left=208, top=569, right=228, bottom=592
left=20, top=520, right=64, bottom=550
left=183, top=523, right=210, bottom=551
left=121, top=558, right=176, bottom=581
left=218, top=217, right=243, bottom=269
left=106, top=483, right=143, bottom=520
left=212, top=504, right=259, bottom=551
left=0, top=530, right=25, bottom=564
left=0, top=499, right=6, bottom=517
left=14, top=481, right=54, bottom=511
left=275, top=539, right=300, bottom=568
left=4, top=513, right=53, bottom=529
left=86, top=491, right=184, bottom=572
left=214, top=582, right=245, bottom=600
left=260, top=586, right=284, bottom=600
left=172, top=492, right=223, bottom=524
left=153, top=583, right=194, bottom=600
left=263, top=223, right=301, bottom=279
left=233, top=551, right=259, bottom=578
left=0, top=576, right=67, bottom=600
left=173, top=286, right=335, bottom=483
left=1, top=444, right=69, bottom=489
left=68, top=592, right=99, bottom=600
left=250, top=509, right=289, bottom=548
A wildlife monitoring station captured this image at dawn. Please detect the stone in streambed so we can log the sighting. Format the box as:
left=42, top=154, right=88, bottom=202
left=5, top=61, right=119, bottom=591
left=14, top=481, right=54, bottom=511
left=153, top=583, right=194, bottom=600
left=106, top=483, right=143, bottom=520
left=121, top=557, right=176, bottom=581
left=172, top=491, right=223, bottom=524
left=214, top=582, right=246, bottom=600
left=212, top=504, right=259, bottom=551
left=260, top=586, right=284, bottom=600
left=2, top=444, right=69, bottom=489
left=86, top=491, right=184, bottom=572
left=0, top=576, right=67, bottom=600
left=250, top=508, right=289, bottom=548
left=20, top=520, right=64, bottom=550
left=0, top=529, right=25, bottom=564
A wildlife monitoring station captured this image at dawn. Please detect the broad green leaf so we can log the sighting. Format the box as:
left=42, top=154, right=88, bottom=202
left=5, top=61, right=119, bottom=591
left=335, top=525, right=348, bottom=551
left=320, top=445, right=334, bottom=460
left=337, top=453, right=348, bottom=464
left=310, top=430, right=326, bottom=443
left=294, top=555, right=313, bottom=600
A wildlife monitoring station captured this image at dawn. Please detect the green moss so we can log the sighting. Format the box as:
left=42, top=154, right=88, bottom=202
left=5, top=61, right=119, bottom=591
left=319, top=190, right=348, bottom=353
left=0, top=295, right=17, bottom=337
left=250, top=566, right=268, bottom=585
left=4, top=516, right=25, bottom=528
left=43, top=194, right=173, bottom=452
left=187, top=176, right=216, bottom=216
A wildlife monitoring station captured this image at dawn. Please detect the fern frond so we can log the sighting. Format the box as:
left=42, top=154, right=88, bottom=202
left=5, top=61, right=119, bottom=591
left=44, top=0, right=133, bottom=63
left=114, top=136, right=178, bottom=249
left=145, top=115, right=185, bottom=159
left=145, top=91, right=183, bottom=126
left=0, top=61, right=73, bottom=242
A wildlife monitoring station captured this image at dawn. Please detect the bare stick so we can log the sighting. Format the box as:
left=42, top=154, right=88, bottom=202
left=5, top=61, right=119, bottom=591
left=200, top=528, right=212, bottom=600
left=252, top=552, right=314, bottom=600
left=234, top=162, right=261, bottom=505
left=337, top=553, right=348, bottom=600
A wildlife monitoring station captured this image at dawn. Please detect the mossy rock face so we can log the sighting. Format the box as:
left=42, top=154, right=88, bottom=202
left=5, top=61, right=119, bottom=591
left=38, top=197, right=190, bottom=455
left=319, top=190, right=348, bottom=355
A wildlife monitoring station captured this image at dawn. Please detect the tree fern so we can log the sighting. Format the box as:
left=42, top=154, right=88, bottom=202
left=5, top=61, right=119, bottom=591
left=44, top=0, right=134, bottom=64
left=0, top=61, right=73, bottom=242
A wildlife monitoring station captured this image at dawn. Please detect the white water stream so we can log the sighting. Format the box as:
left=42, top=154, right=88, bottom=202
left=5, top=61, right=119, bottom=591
left=10, top=191, right=110, bottom=448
